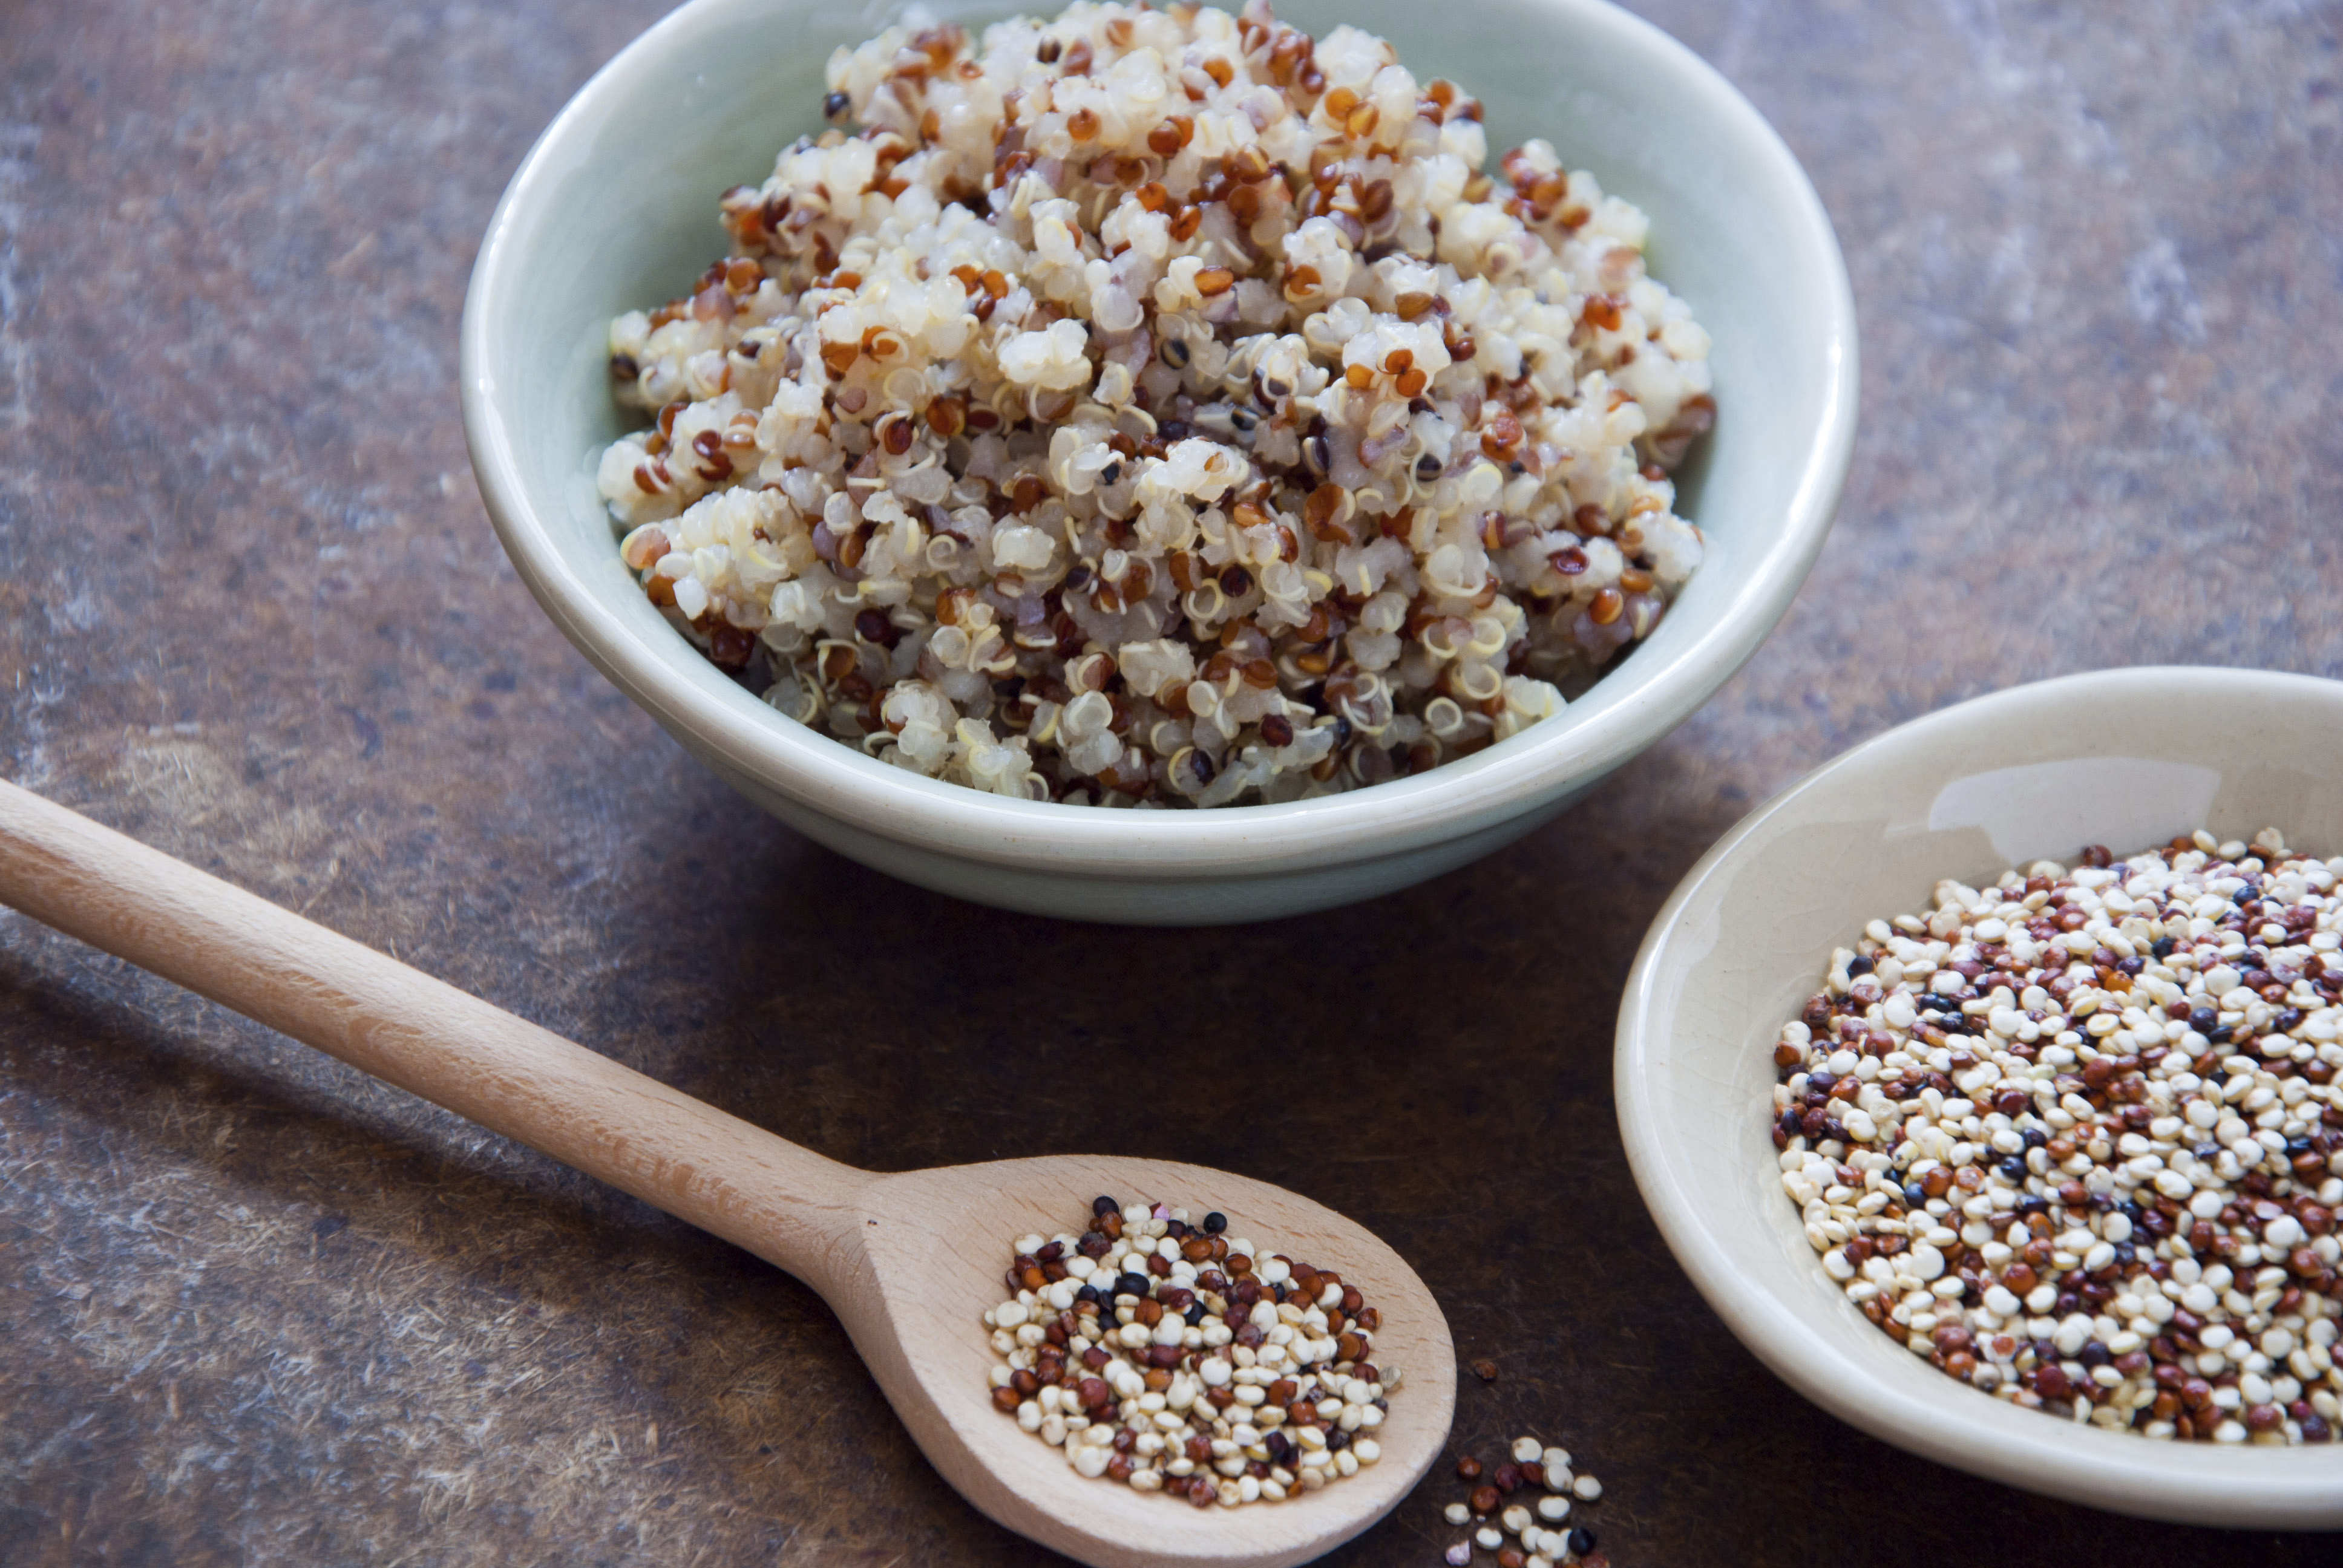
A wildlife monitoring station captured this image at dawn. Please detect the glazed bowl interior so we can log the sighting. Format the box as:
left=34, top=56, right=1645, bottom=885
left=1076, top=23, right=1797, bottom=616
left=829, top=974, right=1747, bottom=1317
left=1617, top=665, right=2343, bottom=1529
left=464, top=0, right=1856, bottom=902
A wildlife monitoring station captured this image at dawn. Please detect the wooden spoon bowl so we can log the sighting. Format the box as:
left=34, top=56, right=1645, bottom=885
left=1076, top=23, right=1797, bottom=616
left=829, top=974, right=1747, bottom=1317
left=0, top=780, right=1455, bottom=1567
left=849, top=1158, right=1452, bottom=1564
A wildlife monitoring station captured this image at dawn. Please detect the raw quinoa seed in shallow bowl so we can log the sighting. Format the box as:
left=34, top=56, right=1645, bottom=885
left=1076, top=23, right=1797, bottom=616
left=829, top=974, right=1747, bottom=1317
left=1616, top=665, right=2343, bottom=1529
left=462, top=0, right=1856, bottom=923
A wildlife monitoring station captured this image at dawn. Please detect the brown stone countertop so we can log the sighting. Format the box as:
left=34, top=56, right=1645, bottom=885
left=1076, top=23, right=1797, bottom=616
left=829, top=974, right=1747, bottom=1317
left=2, top=1, right=2339, bottom=1563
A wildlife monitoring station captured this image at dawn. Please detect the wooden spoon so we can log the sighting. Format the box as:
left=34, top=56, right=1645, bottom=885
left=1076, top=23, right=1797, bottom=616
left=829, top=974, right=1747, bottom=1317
left=0, top=779, right=1455, bottom=1567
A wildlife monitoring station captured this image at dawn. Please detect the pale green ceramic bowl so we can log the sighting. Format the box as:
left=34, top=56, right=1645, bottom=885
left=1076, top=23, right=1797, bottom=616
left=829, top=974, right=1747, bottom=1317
left=460, top=0, right=1857, bottom=924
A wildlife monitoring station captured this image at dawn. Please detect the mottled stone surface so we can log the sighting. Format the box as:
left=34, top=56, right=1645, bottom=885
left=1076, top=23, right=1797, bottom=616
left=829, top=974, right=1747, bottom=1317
left=2, top=0, right=2339, bottom=1563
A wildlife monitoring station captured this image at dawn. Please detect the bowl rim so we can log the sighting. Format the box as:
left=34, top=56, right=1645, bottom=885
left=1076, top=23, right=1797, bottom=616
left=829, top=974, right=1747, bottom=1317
left=460, top=0, right=1859, bottom=877
left=1615, top=664, right=2343, bottom=1529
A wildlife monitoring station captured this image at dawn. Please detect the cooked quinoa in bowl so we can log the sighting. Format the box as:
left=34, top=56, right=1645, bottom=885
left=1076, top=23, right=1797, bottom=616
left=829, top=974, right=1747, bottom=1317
left=594, top=0, right=1716, bottom=808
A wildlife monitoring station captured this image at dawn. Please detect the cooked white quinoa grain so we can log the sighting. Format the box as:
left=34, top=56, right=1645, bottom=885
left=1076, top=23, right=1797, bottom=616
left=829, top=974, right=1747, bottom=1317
left=1770, top=828, right=2343, bottom=1444
left=598, top=0, right=1714, bottom=806
left=985, top=1197, right=1393, bottom=1506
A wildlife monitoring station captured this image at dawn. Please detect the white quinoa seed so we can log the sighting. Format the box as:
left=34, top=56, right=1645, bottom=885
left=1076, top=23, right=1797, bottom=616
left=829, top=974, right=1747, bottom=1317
left=596, top=0, right=1713, bottom=808
left=1769, top=829, right=2343, bottom=1446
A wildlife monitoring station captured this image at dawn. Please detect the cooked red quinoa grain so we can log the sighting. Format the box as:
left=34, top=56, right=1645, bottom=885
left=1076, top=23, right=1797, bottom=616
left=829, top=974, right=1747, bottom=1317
left=598, top=0, right=1714, bottom=806
left=1771, top=828, right=2343, bottom=1443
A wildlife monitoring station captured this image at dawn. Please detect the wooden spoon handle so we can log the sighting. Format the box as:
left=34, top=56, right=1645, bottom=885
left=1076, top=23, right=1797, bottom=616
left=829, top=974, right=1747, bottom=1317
left=0, top=779, right=871, bottom=1289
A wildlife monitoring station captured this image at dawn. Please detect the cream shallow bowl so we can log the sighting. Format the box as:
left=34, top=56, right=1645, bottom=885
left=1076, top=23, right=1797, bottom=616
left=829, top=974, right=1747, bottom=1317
left=460, top=0, right=1856, bottom=924
left=1616, top=665, right=2343, bottom=1528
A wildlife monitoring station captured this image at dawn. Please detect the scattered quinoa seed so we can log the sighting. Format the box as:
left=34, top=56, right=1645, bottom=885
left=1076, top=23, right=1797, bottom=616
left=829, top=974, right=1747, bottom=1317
left=1443, top=1434, right=1608, bottom=1566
